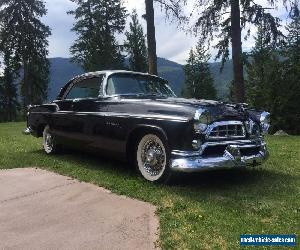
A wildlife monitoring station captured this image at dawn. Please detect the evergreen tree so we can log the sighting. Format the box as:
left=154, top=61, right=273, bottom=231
left=183, top=42, right=217, bottom=99
left=246, top=5, right=300, bottom=135
left=156, top=0, right=287, bottom=102
left=0, top=0, right=51, bottom=109
left=246, top=24, right=274, bottom=108
left=285, top=3, right=300, bottom=64
left=279, top=3, right=300, bottom=134
left=124, top=10, right=148, bottom=73
left=0, top=51, right=19, bottom=122
left=69, top=0, right=127, bottom=71
left=245, top=37, right=282, bottom=132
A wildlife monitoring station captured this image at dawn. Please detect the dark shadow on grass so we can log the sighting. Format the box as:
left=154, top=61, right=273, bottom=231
left=174, top=167, right=296, bottom=186
left=30, top=148, right=136, bottom=177
left=169, top=167, right=299, bottom=204
left=29, top=148, right=298, bottom=201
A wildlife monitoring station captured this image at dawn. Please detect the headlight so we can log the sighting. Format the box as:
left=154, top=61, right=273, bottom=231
left=245, top=119, right=260, bottom=137
left=194, top=108, right=211, bottom=132
left=260, top=111, right=270, bottom=134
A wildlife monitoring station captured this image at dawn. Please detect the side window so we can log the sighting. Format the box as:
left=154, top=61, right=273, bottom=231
left=65, top=77, right=102, bottom=100
left=106, top=75, right=142, bottom=96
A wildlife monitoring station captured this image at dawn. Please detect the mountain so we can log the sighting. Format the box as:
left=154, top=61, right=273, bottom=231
left=209, top=61, right=233, bottom=100
left=48, top=57, right=233, bottom=101
left=48, top=58, right=83, bottom=101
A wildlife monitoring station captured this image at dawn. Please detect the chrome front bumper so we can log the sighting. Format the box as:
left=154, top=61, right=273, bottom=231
left=170, top=139, right=269, bottom=173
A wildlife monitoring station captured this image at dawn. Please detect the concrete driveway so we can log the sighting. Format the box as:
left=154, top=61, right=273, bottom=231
left=0, top=168, right=159, bottom=250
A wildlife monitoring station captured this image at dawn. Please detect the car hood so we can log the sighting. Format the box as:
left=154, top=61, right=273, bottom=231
left=117, top=97, right=247, bottom=121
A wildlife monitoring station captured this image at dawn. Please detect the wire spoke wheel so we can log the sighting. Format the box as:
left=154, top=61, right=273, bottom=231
left=137, top=134, right=167, bottom=182
left=43, top=125, right=56, bottom=154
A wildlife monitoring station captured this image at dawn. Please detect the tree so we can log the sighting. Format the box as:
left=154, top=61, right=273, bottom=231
left=245, top=24, right=283, bottom=133
left=279, top=2, right=300, bottom=134
left=124, top=10, right=148, bottom=72
left=0, top=0, right=51, bottom=110
left=0, top=51, right=19, bottom=122
left=145, top=0, right=158, bottom=75
left=246, top=3, right=300, bottom=135
left=69, top=0, right=127, bottom=72
left=156, top=0, right=286, bottom=102
left=245, top=24, right=274, bottom=109
left=183, top=41, right=217, bottom=99
left=285, top=2, right=300, bottom=64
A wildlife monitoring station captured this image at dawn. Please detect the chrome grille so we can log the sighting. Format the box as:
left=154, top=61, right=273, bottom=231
left=207, top=121, right=246, bottom=139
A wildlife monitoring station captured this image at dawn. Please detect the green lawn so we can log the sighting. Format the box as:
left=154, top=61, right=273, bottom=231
left=0, top=122, right=299, bottom=249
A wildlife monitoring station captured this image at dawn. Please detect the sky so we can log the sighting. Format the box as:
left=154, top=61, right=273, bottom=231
left=42, top=0, right=290, bottom=65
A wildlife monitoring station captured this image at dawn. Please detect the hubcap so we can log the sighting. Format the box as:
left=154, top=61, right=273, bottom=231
left=138, top=136, right=166, bottom=178
left=45, top=133, right=53, bottom=150
left=43, top=126, right=54, bottom=153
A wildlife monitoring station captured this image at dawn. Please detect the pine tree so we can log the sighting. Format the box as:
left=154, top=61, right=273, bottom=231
left=246, top=24, right=273, bottom=108
left=124, top=10, right=148, bottom=73
left=0, top=51, right=19, bottom=122
left=286, top=3, right=300, bottom=64
left=69, top=0, right=127, bottom=72
left=183, top=42, right=217, bottom=100
left=0, top=0, right=51, bottom=109
left=246, top=5, right=300, bottom=135
left=245, top=23, right=282, bottom=129
left=279, top=3, right=300, bottom=134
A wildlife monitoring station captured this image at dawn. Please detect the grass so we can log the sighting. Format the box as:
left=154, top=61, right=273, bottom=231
left=0, top=122, right=299, bottom=249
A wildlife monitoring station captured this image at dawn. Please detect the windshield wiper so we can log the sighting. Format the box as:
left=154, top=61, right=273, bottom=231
left=112, top=93, right=168, bottom=98
left=140, top=93, right=168, bottom=98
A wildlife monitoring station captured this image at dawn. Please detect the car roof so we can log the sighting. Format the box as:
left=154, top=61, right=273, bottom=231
left=71, top=70, right=167, bottom=82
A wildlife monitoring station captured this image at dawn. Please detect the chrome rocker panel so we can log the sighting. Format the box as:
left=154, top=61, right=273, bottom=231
left=170, top=139, right=269, bottom=173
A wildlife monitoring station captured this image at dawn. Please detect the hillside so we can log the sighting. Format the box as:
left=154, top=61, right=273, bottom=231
left=48, top=57, right=232, bottom=101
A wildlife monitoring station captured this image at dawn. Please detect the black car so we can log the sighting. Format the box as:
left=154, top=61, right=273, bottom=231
left=23, top=70, right=270, bottom=183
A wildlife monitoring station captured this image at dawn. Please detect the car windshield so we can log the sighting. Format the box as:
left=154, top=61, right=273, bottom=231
left=106, top=74, right=176, bottom=98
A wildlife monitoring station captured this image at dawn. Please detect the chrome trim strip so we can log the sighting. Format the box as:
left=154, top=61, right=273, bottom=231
left=30, top=111, right=189, bottom=122
left=172, top=150, right=201, bottom=157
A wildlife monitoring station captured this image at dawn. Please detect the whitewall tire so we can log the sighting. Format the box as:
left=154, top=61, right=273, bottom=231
left=136, top=133, right=170, bottom=182
left=43, top=125, right=58, bottom=154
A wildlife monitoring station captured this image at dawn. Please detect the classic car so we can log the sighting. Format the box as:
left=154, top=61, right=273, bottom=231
left=23, top=70, right=270, bottom=183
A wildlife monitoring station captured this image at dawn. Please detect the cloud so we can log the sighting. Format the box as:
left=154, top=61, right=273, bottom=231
left=42, top=0, right=77, bottom=58
left=43, top=0, right=290, bottom=64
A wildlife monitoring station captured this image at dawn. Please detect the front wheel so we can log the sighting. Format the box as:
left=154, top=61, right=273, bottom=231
left=136, top=133, right=172, bottom=183
left=42, top=125, right=60, bottom=154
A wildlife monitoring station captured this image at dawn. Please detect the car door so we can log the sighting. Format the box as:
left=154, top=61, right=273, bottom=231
left=70, top=75, right=108, bottom=149
left=51, top=80, right=78, bottom=144
left=52, top=76, right=105, bottom=147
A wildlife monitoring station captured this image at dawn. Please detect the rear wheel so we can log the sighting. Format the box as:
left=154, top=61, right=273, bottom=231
left=42, top=125, right=59, bottom=154
left=136, top=133, right=172, bottom=183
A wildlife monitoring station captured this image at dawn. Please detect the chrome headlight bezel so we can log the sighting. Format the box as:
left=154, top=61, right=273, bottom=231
left=193, top=108, right=211, bottom=133
left=245, top=119, right=260, bottom=137
left=259, top=111, right=270, bottom=135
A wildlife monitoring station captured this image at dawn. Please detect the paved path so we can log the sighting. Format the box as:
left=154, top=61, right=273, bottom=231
left=0, top=168, right=159, bottom=250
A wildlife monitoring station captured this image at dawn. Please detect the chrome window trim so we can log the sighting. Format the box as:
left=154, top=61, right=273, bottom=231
left=102, top=72, right=176, bottom=98
left=62, top=74, right=105, bottom=100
